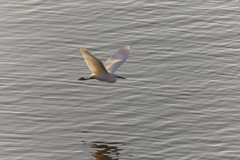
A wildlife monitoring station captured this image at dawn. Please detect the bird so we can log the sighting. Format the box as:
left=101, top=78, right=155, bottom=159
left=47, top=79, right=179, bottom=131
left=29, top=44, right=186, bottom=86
left=78, top=46, right=130, bottom=83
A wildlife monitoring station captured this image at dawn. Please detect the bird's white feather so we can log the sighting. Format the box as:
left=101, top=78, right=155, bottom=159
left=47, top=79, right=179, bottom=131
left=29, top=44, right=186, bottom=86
left=80, top=48, right=108, bottom=75
left=103, top=46, right=130, bottom=73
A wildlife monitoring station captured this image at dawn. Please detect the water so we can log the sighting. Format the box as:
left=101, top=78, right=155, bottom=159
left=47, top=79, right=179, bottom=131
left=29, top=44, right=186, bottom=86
left=0, top=0, right=239, bottom=159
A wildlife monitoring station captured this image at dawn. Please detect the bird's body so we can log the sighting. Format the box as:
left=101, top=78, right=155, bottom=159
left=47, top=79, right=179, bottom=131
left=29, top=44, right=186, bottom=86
left=79, top=46, right=130, bottom=83
left=89, top=72, right=117, bottom=83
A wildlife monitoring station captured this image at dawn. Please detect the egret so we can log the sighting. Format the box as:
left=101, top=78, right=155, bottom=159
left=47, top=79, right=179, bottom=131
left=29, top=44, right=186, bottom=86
left=78, top=46, right=130, bottom=83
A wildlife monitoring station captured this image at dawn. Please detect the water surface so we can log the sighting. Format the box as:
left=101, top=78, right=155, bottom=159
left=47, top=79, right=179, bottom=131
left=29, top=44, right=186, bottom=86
left=0, top=1, right=239, bottom=159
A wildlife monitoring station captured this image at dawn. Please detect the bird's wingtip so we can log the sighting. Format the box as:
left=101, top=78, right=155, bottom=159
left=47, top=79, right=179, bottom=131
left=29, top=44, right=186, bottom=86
left=80, top=47, right=88, bottom=51
left=124, top=45, right=130, bottom=50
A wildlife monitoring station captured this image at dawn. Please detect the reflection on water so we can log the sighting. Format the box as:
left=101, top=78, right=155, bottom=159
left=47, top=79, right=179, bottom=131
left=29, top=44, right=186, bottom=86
left=90, top=142, right=125, bottom=160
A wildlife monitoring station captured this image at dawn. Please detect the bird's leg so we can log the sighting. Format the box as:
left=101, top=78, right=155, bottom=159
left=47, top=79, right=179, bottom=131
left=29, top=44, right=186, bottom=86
left=116, top=75, right=126, bottom=79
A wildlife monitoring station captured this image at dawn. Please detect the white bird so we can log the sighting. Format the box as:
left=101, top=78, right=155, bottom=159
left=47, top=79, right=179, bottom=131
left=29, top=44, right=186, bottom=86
left=78, top=46, right=130, bottom=83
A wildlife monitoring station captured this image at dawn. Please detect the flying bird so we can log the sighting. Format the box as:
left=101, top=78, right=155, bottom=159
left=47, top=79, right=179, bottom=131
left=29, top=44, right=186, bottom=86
left=78, top=46, right=130, bottom=83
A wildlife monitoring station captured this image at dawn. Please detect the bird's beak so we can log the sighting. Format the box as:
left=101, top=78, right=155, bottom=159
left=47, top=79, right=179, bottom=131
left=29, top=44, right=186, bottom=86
left=78, top=77, right=86, bottom=80
left=116, top=75, right=126, bottom=79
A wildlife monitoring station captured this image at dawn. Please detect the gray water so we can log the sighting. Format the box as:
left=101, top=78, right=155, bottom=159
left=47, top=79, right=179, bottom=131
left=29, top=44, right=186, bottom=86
left=0, top=1, right=239, bottom=160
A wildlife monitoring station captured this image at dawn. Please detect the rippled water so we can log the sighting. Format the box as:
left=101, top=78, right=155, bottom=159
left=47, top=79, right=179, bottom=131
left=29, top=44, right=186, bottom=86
left=0, top=1, right=239, bottom=159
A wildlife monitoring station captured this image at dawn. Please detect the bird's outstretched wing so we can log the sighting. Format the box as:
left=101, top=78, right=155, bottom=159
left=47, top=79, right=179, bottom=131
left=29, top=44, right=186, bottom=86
left=103, top=46, right=130, bottom=73
left=80, top=48, right=108, bottom=75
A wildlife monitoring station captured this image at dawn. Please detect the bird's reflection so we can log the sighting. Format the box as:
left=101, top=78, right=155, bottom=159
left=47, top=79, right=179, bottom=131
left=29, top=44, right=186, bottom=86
left=90, top=141, right=124, bottom=160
